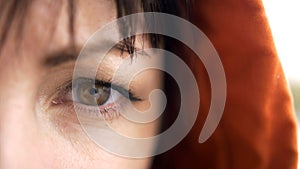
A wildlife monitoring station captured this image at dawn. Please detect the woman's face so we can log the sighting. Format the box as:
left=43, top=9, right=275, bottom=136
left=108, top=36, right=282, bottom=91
left=0, top=0, right=162, bottom=168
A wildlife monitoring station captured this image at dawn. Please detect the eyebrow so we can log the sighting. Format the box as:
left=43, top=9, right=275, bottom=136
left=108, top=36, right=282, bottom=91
left=43, top=41, right=148, bottom=67
left=43, top=41, right=121, bottom=67
left=43, top=47, right=79, bottom=67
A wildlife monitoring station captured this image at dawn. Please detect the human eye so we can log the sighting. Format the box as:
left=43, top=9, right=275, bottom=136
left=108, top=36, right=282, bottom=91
left=38, top=40, right=163, bottom=138
left=50, top=77, right=142, bottom=123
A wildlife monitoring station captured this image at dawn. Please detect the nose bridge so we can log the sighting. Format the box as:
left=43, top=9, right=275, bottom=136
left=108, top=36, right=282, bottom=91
left=0, top=61, right=39, bottom=169
left=0, top=60, right=38, bottom=124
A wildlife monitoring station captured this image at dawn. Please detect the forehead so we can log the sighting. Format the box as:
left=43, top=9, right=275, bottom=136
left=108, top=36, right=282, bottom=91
left=3, top=0, right=117, bottom=61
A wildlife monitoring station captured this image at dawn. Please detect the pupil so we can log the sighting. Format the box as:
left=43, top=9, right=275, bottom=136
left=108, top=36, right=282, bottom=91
left=89, top=88, right=98, bottom=95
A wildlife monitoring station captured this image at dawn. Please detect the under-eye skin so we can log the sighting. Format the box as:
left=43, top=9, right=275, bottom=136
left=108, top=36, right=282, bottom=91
left=50, top=77, right=142, bottom=122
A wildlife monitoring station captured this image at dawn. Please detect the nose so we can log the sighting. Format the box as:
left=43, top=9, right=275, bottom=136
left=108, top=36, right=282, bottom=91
left=0, top=59, right=41, bottom=169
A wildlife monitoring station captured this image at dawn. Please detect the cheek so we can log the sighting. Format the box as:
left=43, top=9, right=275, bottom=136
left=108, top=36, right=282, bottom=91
left=37, top=127, right=152, bottom=169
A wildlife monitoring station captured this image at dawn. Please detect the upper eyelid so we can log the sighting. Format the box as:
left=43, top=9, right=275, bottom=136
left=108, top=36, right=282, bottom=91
left=110, top=83, right=142, bottom=101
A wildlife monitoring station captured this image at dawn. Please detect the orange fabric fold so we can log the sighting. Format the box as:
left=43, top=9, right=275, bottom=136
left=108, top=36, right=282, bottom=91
left=152, top=0, right=298, bottom=168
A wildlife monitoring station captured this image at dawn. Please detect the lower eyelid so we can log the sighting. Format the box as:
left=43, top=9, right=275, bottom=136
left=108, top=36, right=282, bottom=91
left=52, top=101, right=121, bottom=121
left=74, top=103, right=121, bottom=121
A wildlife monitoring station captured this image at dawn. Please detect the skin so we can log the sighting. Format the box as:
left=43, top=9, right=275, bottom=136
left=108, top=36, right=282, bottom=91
left=0, top=0, right=162, bottom=168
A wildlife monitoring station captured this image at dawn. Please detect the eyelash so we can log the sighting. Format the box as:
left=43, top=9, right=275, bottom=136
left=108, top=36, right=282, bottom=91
left=51, top=78, right=142, bottom=121
left=117, top=39, right=138, bottom=56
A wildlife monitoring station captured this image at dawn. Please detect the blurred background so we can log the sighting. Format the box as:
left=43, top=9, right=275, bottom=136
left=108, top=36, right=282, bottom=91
left=262, top=0, right=300, bottom=168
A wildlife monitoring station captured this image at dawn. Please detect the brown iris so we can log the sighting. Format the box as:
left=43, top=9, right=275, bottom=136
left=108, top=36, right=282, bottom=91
left=74, top=78, right=111, bottom=106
